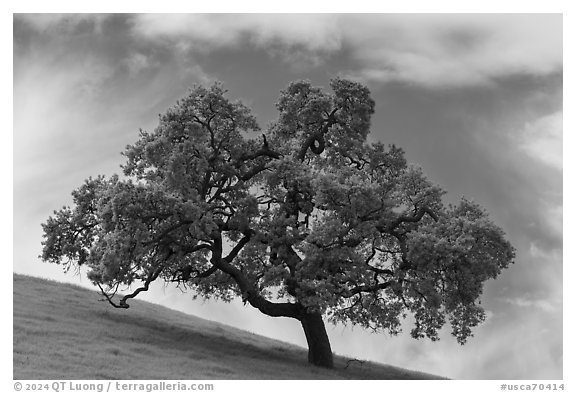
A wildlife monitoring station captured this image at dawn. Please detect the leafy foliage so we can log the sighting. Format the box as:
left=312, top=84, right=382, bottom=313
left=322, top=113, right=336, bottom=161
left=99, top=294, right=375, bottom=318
left=41, top=79, right=515, bottom=344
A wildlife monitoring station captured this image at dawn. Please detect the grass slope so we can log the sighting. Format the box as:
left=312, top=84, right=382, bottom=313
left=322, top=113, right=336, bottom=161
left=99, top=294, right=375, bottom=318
left=14, top=274, right=445, bottom=380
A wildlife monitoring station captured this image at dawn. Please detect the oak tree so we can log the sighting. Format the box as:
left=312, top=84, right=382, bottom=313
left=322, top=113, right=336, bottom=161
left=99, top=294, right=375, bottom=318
left=41, top=79, right=515, bottom=368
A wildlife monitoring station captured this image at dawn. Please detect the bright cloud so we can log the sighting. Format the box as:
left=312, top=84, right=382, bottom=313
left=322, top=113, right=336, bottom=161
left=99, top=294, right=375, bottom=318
left=501, top=242, right=562, bottom=316
left=505, top=296, right=558, bottom=313
left=343, top=14, right=562, bottom=87
left=517, top=111, right=563, bottom=170
left=129, top=14, right=562, bottom=88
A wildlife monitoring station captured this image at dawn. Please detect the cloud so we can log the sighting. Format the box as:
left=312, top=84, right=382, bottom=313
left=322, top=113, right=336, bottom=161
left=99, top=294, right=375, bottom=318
left=130, top=14, right=342, bottom=53
left=504, top=296, right=558, bottom=313
left=124, top=52, right=152, bottom=75
left=13, top=21, right=217, bottom=285
left=517, top=111, right=563, bottom=171
left=342, top=14, right=562, bottom=88
left=17, top=14, right=562, bottom=88
left=15, top=13, right=108, bottom=33
left=129, top=14, right=561, bottom=88
left=503, top=242, right=562, bottom=312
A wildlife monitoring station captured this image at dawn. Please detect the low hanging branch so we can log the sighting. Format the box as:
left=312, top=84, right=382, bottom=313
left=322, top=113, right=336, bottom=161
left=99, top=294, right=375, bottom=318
left=97, top=265, right=165, bottom=309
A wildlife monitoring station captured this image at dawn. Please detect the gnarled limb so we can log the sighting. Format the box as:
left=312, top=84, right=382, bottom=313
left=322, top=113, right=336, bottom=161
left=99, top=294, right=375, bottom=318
left=388, top=206, right=439, bottom=231
left=210, top=232, right=303, bottom=319
left=296, top=108, right=338, bottom=161
left=97, top=264, right=164, bottom=309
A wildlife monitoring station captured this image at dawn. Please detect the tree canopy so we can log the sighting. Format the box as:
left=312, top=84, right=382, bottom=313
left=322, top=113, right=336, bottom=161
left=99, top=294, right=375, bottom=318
left=41, top=78, right=515, bottom=368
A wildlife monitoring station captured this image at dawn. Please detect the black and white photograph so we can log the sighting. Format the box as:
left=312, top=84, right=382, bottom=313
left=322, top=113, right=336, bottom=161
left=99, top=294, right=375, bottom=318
left=12, top=12, right=563, bottom=383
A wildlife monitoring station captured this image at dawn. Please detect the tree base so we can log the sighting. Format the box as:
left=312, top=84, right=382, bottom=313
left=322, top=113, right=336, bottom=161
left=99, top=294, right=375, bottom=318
left=300, top=311, right=334, bottom=368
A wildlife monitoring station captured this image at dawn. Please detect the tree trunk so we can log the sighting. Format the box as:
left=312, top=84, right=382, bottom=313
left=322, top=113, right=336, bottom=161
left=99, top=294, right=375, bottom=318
left=300, top=311, right=334, bottom=368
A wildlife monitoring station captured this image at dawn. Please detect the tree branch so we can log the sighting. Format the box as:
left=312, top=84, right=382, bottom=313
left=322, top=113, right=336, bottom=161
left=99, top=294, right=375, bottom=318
left=223, top=230, right=254, bottom=263
left=346, top=281, right=392, bottom=297
left=144, top=220, right=196, bottom=246
left=296, top=108, right=338, bottom=161
left=119, top=265, right=164, bottom=308
left=97, top=263, right=164, bottom=309
left=240, top=136, right=282, bottom=161
left=97, top=282, right=124, bottom=308
left=181, top=242, right=213, bottom=254
left=210, top=232, right=302, bottom=319
left=237, top=161, right=271, bottom=182
left=388, top=206, right=439, bottom=231
left=372, top=205, right=439, bottom=271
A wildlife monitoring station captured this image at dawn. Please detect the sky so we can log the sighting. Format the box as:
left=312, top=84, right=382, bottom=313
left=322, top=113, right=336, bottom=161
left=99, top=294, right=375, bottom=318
left=12, top=13, right=564, bottom=380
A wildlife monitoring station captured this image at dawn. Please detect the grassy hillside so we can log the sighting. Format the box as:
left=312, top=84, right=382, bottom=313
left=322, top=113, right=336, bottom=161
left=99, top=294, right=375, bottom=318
left=13, top=274, right=445, bottom=380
